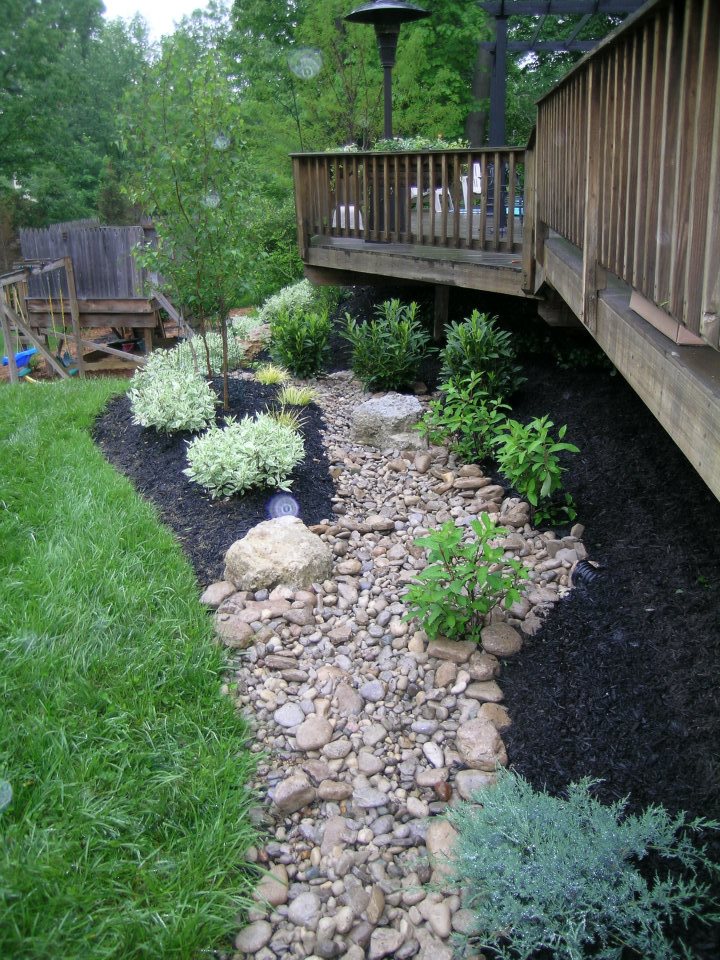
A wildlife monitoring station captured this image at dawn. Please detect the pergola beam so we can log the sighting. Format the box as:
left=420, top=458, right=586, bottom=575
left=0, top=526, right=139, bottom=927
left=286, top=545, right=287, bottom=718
left=480, top=1, right=642, bottom=14
left=479, top=39, right=598, bottom=50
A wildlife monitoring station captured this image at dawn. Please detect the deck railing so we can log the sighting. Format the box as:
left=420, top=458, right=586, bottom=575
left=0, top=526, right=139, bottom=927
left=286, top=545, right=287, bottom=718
left=292, top=148, right=526, bottom=256
left=536, top=0, right=720, bottom=343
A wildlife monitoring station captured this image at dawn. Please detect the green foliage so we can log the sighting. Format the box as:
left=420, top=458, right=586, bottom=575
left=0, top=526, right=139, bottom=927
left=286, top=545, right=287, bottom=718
left=128, top=363, right=217, bottom=433
left=257, top=279, right=318, bottom=326
left=184, top=413, right=305, bottom=498
left=229, top=313, right=264, bottom=340
left=278, top=385, right=316, bottom=406
left=404, top=514, right=525, bottom=644
left=493, top=415, right=579, bottom=519
left=0, top=380, right=257, bottom=958
left=343, top=299, right=433, bottom=392
left=417, top=373, right=510, bottom=463
left=255, top=362, right=289, bottom=385
left=0, top=6, right=149, bottom=227
left=440, top=310, right=525, bottom=396
left=270, top=307, right=331, bottom=378
left=448, top=769, right=720, bottom=960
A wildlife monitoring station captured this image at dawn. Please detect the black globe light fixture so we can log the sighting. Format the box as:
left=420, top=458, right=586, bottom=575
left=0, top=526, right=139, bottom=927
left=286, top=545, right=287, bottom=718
left=345, top=0, right=430, bottom=140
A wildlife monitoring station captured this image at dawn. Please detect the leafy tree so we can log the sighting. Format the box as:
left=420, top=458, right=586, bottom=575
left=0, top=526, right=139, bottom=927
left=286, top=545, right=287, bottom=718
left=121, top=5, right=253, bottom=409
left=0, top=2, right=149, bottom=227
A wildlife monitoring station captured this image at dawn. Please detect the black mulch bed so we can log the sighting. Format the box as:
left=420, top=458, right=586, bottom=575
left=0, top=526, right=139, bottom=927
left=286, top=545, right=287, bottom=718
left=93, top=378, right=335, bottom=586
left=94, top=294, right=720, bottom=956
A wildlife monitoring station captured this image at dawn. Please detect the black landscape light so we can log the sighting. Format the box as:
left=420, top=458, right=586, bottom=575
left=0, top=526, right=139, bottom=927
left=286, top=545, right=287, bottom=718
left=345, top=0, right=430, bottom=140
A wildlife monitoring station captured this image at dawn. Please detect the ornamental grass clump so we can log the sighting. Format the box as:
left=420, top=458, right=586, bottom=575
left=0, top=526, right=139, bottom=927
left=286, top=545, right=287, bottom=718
left=447, top=769, right=720, bottom=960
left=255, top=362, right=289, bottom=385
left=342, top=299, right=433, bottom=391
left=440, top=310, right=524, bottom=397
left=128, top=364, right=217, bottom=433
left=404, top=513, right=525, bottom=644
left=183, top=413, right=304, bottom=498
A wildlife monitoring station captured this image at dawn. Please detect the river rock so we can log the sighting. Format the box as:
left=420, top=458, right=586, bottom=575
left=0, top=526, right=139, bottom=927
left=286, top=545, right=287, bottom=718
left=296, top=715, right=333, bottom=751
left=274, top=774, right=316, bottom=813
left=224, top=517, right=333, bottom=591
left=456, top=718, right=508, bottom=770
left=426, top=637, right=476, bottom=664
left=454, top=768, right=497, bottom=800
left=369, top=927, right=405, bottom=960
left=480, top=622, right=523, bottom=657
left=235, top=920, right=272, bottom=953
left=200, top=580, right=236, bottom=608
left=351, top=393, right=425, bottom=450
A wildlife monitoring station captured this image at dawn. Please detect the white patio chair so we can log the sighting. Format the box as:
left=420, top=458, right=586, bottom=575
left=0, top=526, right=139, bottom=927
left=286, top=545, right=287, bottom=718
left=332, top=204, right=363, bottom=230
left=409, top=186, right=454, bottom=212
left=460, top=162, right=482, bottom=211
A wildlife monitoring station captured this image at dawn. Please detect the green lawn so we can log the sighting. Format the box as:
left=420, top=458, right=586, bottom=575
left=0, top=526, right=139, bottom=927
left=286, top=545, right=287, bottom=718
left=0, top=380, right=257, bottom=959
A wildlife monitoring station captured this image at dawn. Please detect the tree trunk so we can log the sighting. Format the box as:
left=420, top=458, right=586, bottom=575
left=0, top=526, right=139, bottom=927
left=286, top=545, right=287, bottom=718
left=220, top=301, right=229, bottom=413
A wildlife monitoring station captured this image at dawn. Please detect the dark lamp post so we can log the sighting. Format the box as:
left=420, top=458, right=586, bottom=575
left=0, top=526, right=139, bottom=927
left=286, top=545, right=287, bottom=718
left=345, top=0, right=430, bottom=140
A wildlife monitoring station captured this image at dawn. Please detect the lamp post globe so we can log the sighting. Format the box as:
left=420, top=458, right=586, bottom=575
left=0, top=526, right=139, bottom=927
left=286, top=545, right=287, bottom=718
left=345, top=0, right=430, bottom=140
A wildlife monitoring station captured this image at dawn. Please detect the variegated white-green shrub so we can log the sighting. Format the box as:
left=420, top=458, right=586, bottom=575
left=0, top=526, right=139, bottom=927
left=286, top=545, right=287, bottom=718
left=128, top=364, right=217, bottom=433
left=229, top=313, right=267, bottom=342
left=141, top=333, right=245, bottom=378
left=183, top=413, right=305, bottom=498
left=257, top=279, right=316, bottom=325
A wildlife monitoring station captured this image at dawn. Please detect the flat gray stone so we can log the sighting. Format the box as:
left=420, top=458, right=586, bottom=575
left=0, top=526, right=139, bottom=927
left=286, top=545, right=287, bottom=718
left=274, top=703, right=306, bottom=728
left=351, top=393, right=425, bottom=450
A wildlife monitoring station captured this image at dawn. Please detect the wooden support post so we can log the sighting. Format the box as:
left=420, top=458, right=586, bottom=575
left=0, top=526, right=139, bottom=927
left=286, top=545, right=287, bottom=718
left=433, top=285, right=449, bottom=343
left=64, top=256, right=85, bottom=378
left=0, top=297, right=20, bottom=384
left=1, top=299, right=69, bottom=379
left=143, top=327, right=153, bottom=355
left=581, top=60, right=604, bottom=333
left=522, top=147, right=536, bottom=293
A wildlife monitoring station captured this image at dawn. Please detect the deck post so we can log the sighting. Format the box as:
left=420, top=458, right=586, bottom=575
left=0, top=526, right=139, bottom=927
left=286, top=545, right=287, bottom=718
left=64, top=256, right=85, bottom=378
left=292, top=157, right=309, bottom=260
left=0, top=296, right=20, bottom=384
left=522, top=146, right=536, bottom=293
left=433, top=285, right=449, bottom=342
left=581, top=59, right=605, bottom=333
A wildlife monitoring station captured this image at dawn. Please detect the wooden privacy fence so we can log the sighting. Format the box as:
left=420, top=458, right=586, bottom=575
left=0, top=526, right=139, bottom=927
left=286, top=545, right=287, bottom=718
left=292, top=148, right=526, bottom=254
left=535, top=0, right=720, bottom=344
left=20, top=223, right=147, bottom=299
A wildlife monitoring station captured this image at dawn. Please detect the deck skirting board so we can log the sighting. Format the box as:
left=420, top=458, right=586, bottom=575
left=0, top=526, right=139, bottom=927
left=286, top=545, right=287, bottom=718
left=543, top=237, right=720, bottom=501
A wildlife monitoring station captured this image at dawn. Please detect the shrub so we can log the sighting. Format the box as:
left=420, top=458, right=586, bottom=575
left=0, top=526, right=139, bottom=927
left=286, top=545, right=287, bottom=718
left=255, top=362, right=289, bottom=385
left=440, top=310, right=524, bottom=396
left=416, top=372, right=510, bottom=463
left=257, top=279, right=317, bottom=325
left=404, top=514, right=525, bottom=644
left=229, top=313, right=266, bottom=341
left=183, top=413, right=304, bottom=498
left=142, top=334, right=245, bottom=377
left=278, top=385, right=316, bottom=406
left=448, top=769, right=720, bottom=960
left=342, top=299, right=433, bottom=391
left=493, top=415, right=579, bottom=522
left=270, top=307, right=330, bottom=377
left=128, top=364, right=217, bottom=433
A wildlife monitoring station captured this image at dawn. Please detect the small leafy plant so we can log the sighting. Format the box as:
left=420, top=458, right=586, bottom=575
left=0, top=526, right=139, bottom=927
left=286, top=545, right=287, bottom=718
left=270, top=307, right=330, bottom=377
left=448, top=769, right=720, bottom=960
left=255, top=362, right=289, bottom=385
left=184, top=413, right=304, bottom=498
left=278, top=385, right=315, bottom=406
left=128, top=365, right=217, bottom=433
left=493, top=415, right=579, bottom=522
left=404, top=513, right=525, bottom=644
left=417, top=372, right=510, bottom=463
left=440, top=310, right=525, bottom=397
left=342, top=299, right=433, bottom=391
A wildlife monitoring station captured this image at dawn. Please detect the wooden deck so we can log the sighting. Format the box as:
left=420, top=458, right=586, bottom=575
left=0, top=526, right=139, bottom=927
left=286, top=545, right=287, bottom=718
left=292, top=0, right=720, bottom=501
left=306, top=234, right=528, bottom=297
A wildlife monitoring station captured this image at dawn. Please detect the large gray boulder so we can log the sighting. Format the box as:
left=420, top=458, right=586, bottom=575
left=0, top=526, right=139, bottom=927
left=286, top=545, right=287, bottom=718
left=223, top=516, right=332, bottom=591
left=351, top=393, right=425, bottom=450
